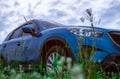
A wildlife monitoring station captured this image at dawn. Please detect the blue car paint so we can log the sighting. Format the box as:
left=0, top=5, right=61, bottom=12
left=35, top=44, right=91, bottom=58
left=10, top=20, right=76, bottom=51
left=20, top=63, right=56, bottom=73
left=81, top=31, right=120, bottom=62
left=36, top=27, right=79, bottom=61
left=41, top=27, right=79, bottom=53
left=0, top=19, right=120, bottom=65
left=90, top=50, right=109, bottom=62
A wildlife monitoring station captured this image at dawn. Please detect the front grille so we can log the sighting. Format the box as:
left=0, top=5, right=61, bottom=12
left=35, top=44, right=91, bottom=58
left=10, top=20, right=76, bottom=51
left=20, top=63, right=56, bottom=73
left=108, top=31, right=120, bottom=46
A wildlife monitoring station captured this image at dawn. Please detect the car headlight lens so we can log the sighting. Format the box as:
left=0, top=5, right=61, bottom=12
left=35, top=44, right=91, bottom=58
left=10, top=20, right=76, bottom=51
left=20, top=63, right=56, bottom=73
left=67, top=27, right=103, bottom=37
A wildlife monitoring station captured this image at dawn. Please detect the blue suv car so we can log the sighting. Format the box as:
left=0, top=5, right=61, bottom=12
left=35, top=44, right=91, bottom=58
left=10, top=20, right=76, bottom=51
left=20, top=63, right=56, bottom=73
left=0, top=19, right=120, bottom=71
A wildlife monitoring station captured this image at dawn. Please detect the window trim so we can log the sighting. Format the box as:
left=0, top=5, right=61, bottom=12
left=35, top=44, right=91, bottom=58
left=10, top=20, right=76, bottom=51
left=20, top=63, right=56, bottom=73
left=8, top=21, right=40, bottom=40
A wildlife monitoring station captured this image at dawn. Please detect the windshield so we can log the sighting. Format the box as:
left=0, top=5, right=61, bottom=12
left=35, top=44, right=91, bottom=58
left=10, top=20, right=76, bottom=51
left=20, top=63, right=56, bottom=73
left=40, top=21, right=59, bottom=29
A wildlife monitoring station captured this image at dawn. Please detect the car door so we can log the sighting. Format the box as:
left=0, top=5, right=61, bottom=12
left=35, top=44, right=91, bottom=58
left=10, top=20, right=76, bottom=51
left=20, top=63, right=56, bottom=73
left=14, top=24, right=40, bottom=63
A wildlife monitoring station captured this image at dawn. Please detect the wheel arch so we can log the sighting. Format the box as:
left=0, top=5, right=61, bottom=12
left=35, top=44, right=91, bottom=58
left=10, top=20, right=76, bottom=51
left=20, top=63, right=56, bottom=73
left=39, top=36, right=75, bottom=61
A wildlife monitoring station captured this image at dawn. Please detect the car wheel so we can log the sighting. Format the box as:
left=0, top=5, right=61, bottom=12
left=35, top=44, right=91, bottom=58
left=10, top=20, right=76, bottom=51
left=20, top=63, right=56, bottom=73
left=46, top=46, right=62, bottom=70
left=102, top=54, right=120, bottom=72
left=41, top=45, right=73, bottom=72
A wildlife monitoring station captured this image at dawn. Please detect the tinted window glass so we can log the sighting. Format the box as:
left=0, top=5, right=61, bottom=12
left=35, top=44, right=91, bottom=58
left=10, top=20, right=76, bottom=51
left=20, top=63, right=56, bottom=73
left=22, top=32, right=31, bottom=37
left=9, top=24, right=35, bottom=40
left=4, top=31, right=13, bottom=41
left=40, top=21, right=59, bottom=29
left=10, top=28, right=23, bottom=39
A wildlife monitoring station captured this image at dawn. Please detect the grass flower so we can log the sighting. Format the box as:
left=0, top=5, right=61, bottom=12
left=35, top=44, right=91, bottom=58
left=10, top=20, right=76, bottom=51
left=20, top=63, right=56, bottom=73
left=66, top=57, right=72, bottom=70
left=71, top=64, right=84, bottom=79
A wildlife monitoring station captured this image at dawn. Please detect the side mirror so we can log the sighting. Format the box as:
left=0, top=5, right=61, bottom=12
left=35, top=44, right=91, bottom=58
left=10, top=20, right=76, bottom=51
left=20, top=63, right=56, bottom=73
left=22, top=25, right=35, bottom=36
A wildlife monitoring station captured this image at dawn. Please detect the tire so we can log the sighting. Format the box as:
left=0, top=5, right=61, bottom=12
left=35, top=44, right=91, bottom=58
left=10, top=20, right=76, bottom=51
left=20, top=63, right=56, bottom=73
left=40, top=44, right=74, bottom=72
left=102, top=55, right=120, bottom=72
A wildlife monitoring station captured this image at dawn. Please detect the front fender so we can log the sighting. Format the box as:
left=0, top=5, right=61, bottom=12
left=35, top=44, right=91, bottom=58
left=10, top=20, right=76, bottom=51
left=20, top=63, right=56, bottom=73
left=90, top=50, right=109, bottom=63
left=39, top=28, right=79, bottom=59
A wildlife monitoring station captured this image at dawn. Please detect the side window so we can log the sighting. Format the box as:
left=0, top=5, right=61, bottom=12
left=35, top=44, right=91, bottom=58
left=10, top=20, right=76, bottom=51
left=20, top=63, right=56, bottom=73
left=4, top=31, right=14, bottom=41
left=8, top=24, right=36, bottom=40
left=22, top=32, right=31, bottom=37
left=10, top=28, right=23, bottom=40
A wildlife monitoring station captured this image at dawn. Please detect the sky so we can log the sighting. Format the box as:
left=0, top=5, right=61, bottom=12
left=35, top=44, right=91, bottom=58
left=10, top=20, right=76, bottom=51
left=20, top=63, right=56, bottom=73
left=0, top=0, right=120, bottom=43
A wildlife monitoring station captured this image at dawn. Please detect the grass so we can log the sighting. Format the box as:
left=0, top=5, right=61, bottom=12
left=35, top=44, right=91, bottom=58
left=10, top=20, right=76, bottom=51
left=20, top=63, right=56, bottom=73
left=0, top=63, right=119, bottom=79
left=0, top=42, right=119, bottom=79
left=0, top=53, right=120, bottom=79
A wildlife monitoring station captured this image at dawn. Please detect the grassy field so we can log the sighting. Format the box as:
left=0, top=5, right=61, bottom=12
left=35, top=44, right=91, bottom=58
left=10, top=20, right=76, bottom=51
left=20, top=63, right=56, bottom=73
left=0, top=55, right=120, bottom=79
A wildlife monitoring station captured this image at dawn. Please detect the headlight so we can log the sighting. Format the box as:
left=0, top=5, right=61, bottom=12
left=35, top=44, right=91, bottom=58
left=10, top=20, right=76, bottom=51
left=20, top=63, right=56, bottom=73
left=67, top=27, right=103, bottom=37
left=68, top=28, right=80, bottom=35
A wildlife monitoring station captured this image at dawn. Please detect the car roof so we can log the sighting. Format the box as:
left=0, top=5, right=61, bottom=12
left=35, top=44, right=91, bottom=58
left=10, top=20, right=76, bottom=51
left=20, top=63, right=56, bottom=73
left=31, top=19, right=120, bottom=33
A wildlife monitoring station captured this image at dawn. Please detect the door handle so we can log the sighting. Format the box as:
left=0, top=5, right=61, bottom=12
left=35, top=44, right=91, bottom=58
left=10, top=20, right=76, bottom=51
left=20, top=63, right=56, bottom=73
left=16, top=42, right=20, bottom=46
